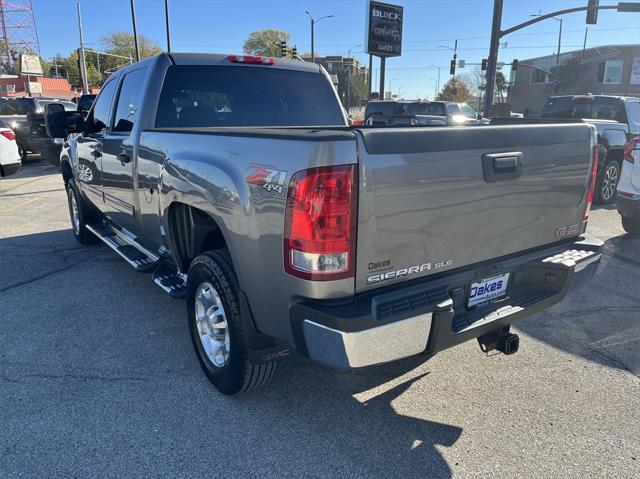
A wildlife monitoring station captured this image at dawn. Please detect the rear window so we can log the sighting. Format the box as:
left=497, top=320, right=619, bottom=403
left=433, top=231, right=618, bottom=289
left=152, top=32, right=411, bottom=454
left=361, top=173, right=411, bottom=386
left=0, top=99, right=29, bottom=115
left=156, top=65, right=345, bottom=128
left=365, top=101, right=406, bottom=117
left=541, top=96, right=625, bottom=122
left=406, top=102, right=446, bottom=116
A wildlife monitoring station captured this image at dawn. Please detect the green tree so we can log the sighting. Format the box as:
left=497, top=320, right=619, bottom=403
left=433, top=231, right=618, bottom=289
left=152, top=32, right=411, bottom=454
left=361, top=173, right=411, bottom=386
left=336, top=69, right=367, bottom=108
left=243, top=29, right=290, bottom=57
left=495, top=71, right=509, bottom=102
left=436, top=76, right=472, bottom=103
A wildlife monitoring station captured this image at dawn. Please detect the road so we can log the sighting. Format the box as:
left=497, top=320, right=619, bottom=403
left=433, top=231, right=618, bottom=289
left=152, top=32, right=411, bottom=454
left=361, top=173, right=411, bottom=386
left=1, top=158, right=639, bottom=478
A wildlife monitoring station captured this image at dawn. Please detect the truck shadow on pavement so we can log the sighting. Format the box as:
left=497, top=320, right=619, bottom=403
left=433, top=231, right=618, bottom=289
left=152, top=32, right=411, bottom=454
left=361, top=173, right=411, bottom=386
left=517, top=233, right=640, bottom=378
left=0, top=228, right=463, bottom=477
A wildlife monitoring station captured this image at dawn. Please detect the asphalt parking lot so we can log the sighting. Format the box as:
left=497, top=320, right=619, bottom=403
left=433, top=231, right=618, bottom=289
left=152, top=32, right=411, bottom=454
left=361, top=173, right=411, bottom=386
left=1, top=158, right=639, bottom=478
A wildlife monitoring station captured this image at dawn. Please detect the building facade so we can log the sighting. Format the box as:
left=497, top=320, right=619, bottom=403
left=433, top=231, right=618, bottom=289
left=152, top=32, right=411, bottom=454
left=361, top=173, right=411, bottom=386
left=301, top=55, right=369, bottom=81
left=509, top=44, right=640, bottom=115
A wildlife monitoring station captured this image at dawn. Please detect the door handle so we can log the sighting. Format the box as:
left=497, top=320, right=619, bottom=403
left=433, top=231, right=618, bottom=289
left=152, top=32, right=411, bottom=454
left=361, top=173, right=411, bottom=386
left=118, top=152, right=131, bottom=165
left=482, top=152, right=523, bottom=183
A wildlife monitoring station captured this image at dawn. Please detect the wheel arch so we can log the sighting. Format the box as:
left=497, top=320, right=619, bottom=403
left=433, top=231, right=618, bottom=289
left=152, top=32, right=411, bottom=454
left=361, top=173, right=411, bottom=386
left=165, top=202, right=230, bottom=272
left=60, top=156, right=73, bottom=185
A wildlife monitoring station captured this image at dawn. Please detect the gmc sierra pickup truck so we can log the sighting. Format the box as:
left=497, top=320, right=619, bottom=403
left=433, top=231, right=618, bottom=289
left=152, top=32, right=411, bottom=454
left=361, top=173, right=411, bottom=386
left=46, top=53, right=603, bottom=396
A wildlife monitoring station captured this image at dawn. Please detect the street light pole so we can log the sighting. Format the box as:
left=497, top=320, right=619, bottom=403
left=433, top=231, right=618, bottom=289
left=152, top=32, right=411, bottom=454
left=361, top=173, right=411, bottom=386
left=305, top=11, right=334, bottom=63
left=345, top=44, right=361, bottom=109
left=429, top=65, right=442, bottom=96
left=531, top=12, right=562, bottom=89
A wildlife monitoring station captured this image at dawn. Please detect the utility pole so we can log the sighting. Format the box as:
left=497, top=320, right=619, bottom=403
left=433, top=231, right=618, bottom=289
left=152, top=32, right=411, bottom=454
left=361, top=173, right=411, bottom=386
left=130, top=0, right=140, bottom=61
left=484, top=0, right=504, bottom=117
left=164, top=0, right=171, bottom=53
left=367, top=54, right=372, bottom=99
left=379, top=57, right=385, bottom=100
left=76, top=1, right=89, bottom=94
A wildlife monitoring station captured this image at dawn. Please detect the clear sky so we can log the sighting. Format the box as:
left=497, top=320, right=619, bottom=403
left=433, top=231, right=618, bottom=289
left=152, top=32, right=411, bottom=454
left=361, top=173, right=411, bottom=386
left=33, top=0, right=640, bottom=99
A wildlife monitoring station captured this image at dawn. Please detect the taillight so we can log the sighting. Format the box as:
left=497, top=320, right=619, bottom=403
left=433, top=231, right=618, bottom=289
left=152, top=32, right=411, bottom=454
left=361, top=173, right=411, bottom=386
left=1, top=130, right=16, bottom=141
left=584, top=144, right=598, bottom=220
left=227, top=55, right=275, bottom=65
left=623, top=138, right=639, bottom=164
left=284, top=165, right=357, bottom=280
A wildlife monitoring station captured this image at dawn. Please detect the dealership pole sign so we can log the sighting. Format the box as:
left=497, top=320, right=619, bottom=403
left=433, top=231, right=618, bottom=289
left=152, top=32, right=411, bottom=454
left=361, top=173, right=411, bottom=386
left=365, top=1, right=403, bottom=57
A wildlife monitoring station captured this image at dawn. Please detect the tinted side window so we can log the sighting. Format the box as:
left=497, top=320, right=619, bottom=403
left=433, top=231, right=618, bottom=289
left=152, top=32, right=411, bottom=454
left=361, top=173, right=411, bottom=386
left=446, top=104, right=460, bottom=115
left=591, top=98, right=625, bottom=122
left=113, top=68, right=147, bottom=133
left=540, top=97, right=575, bottom=118
left=89, top=79, right=118, bottom=133
left=0, top=100, right=28, bottom=115
left=156, top=66, right=345, bottom=128
left=626, top=102, right=640, bottom=127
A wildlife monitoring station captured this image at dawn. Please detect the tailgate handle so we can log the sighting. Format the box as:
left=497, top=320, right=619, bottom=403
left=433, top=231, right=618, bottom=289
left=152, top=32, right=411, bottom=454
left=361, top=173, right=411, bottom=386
left=482, top=152, right=523, bottom=183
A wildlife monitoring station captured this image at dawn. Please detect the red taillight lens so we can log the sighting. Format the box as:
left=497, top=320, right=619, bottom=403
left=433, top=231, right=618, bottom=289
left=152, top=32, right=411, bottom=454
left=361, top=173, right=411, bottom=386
left=227, top=55, right=275, bottom=65
left=623, top=138, right=638, bottom=164
left=284, top=165, right=356, bottom=280
left=1, top=130, right=16, bottom=141
left=584, top=144, right=598, bottom=220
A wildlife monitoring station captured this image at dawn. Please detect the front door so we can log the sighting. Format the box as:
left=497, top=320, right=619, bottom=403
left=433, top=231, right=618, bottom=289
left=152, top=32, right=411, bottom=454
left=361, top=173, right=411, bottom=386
left=75, top=79, right=118, bottom=209
left=100, top=67, right=147, bottom=233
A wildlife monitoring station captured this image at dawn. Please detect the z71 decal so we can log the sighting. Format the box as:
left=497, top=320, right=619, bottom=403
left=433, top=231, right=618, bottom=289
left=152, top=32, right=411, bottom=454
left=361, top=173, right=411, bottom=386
left=247, top=163, right=287, bottom=194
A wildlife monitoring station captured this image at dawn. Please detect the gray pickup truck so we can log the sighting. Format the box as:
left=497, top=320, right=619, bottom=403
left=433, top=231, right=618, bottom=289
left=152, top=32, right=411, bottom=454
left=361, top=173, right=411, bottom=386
left=46, top=53, right=603, bottom=396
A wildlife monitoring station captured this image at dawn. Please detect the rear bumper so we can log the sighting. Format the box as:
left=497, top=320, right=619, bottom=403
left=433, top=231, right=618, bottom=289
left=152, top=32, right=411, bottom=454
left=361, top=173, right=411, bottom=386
left=616, top=193, right=640, bottom=220
left=0, top=161, right=21, bottom=177
left=291, top=235, right=603, bottom=369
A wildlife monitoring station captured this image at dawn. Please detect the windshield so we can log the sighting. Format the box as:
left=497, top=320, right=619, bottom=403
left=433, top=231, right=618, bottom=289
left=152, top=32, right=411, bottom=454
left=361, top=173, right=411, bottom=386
left=156, top=65, right=345, bottom=128
left=35, top=100, right=77, bottom=113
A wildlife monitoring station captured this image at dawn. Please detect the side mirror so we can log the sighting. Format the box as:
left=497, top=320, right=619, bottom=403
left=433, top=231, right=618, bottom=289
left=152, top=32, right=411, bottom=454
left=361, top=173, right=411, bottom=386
left=477, top=112, right=483, bottom=120
left=68, top=114, right=86, bottom=134
left=44, top=103, right=68, bottom=138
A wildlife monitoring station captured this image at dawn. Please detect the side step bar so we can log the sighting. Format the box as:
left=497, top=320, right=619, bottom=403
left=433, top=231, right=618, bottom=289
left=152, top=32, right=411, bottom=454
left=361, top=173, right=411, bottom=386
left=86, top=221, right=160, bottom=272
left=152, top=261, right=187, bottom=299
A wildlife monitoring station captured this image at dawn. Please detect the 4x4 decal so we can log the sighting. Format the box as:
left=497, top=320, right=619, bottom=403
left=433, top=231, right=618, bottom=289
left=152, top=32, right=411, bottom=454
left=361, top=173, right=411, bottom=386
left=247, top=163, right=287, bottom=194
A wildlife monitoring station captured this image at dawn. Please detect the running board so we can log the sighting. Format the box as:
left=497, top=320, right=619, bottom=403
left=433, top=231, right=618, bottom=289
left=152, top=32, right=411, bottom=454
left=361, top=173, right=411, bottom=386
left=152, top=261, right=187, bottom=299
left=86, top=221, right=160, bottom=272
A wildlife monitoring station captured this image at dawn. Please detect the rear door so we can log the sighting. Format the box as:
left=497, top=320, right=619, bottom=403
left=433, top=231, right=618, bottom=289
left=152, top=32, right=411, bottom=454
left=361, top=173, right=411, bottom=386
left=101, top=66, right=147, bottom=232
left=354, top=124, right=594, bottom=292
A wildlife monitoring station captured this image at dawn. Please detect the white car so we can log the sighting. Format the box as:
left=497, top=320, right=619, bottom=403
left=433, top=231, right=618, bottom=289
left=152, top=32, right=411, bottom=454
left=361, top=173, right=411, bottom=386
left=0, top=121, right=21, bottom=178
left=616, top=137, right=640, bottom=236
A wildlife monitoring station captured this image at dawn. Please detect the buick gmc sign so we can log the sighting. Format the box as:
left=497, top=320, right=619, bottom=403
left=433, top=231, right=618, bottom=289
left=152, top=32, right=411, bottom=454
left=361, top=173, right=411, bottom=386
left=366, top=1, right=403, bottom=57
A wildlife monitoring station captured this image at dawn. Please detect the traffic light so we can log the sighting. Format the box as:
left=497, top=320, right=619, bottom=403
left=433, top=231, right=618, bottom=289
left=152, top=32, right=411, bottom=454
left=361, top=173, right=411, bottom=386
left=512, top=59, right=518, bottom=71
left=291, top=45, right=297, bottom=57
left=481, top=58, right=488, bottom=71
left=280, top=41, right=287, bottom=58
left=450, top=59, right=456, bottom=75
left=586, top=0, right=599, bottom=24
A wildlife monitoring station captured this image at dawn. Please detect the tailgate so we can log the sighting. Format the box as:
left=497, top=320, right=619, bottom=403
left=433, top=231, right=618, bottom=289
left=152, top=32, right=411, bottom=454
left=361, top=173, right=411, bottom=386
left=354, top=124, right=595, bottom=292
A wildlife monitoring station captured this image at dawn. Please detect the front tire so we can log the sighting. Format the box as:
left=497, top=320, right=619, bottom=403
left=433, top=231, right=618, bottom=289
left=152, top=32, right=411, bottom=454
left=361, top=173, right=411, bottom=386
left=621, top=215, right=640, bottom=237
left=66, top=178, right=97, bottom=244
left=186, top=250, right=277, bottom=395
left=596, top=159, right=620, bottom=205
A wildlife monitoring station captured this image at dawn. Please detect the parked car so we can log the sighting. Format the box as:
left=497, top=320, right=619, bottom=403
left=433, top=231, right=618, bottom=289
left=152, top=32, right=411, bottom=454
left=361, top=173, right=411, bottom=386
left=0, top=97, right=78, bottom=165
left=46, top=53, right=603, bottom=396
left=364, top=100, right=421, bottom=126
left=540, top=95, right=640, bottom=204
left=364, top=100, right=483, bottom=127
left=0, top=120, right=21, bottom=177
left=616, top=137, right=640, bottom=236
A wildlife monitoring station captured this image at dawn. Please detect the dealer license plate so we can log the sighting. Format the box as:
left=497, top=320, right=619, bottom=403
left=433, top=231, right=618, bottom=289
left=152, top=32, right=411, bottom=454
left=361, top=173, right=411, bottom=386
left=467, top=272, right=510, bottom=307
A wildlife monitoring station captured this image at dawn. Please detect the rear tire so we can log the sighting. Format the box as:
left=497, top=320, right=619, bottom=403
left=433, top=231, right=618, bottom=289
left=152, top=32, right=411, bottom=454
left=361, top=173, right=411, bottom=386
left=186, top=250, right=277, bottom=395
left=596, top=159, right=620, bottom=205
left=66, top=178, right=97, bottom=244
left=621, top=215, right=640, bottom=237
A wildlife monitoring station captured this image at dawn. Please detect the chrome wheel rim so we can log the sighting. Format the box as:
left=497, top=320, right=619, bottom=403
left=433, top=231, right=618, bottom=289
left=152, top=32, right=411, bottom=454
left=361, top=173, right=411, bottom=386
left=77, top=164, right=93, bottom=182
left=194, top=281, right=230, bottom=368
left=68, top=188, right=80, bottom=235
left=602, top=164, right=618, bottom=201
